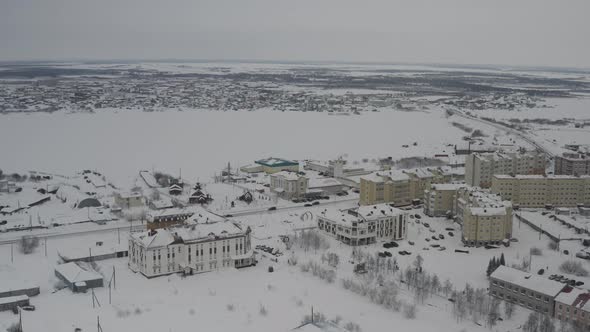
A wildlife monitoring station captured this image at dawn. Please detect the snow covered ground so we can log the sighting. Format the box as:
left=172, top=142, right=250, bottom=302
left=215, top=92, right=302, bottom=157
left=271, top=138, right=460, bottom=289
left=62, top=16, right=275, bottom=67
left=2, top=202, right=589, bottom=331
left=0, top=108, right=468, bottom=186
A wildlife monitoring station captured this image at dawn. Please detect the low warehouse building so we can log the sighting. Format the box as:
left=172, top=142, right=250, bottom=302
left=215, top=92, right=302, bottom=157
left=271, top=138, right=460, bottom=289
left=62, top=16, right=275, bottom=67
left=55, top=262, right=104, bottom=292
left=0, top=284, right=40, bottom=299
left=0, top=295, right=29, bottom=312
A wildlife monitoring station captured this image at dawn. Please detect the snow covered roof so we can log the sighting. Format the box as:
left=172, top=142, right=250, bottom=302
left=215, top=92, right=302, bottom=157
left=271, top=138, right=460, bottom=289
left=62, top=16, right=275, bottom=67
left=55, top=262, right=103, bottom=283
left=470, top=206, right=509, bottom=216
left=148, top=208, right=194, bottom=219
left=0, top=295, right=28, bottom=305
left=292, top=321, right=349, bottom=332
left=255, top=157, right=298, bottom=167
left=430, top=183, right=466, bottom=191
left=556, top=287, right=590, bottom=311
left=131, top=229, right=177, bottom=249
left=356, top=204, right=405, bottom=219
left=494, top=174, right=590, bottom=180
left=272, top=171, right=304, bottom=181
left=308, top=177, right=343, bottom=188
left=175, top=221, right=246, bottom=243
left=362, top=170, right=410, bottom=183
left=403, top=168, right=434, bottom=179
left=490, top=266, right=565, bottom=297
left=132, top=221, right=248, bottom=248
left=319, top=204, right=405, bottom=226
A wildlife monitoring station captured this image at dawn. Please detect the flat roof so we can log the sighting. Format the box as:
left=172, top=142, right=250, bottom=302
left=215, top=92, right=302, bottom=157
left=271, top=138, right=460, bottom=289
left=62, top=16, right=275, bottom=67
left=255, top=157, right=298, bottom=167
left=490, top=266, right=565, bottom=297
left=55, top=262, right=103, bottom=283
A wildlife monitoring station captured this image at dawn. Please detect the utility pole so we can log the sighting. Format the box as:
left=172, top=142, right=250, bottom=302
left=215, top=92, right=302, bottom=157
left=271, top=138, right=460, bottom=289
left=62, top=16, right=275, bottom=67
left=45, top=238, right=47, bottom=257
left=11, top=243, right=14, bottom=263
left=117, top=228, right=120, bottom=244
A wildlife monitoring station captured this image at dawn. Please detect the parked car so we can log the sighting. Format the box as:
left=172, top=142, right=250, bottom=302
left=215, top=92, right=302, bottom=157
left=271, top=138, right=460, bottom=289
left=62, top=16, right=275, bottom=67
left=414, top=214, right=422, bottom=219
left=304, top=203, right=312, bottom=207
left=20, top=305, right=35, bottom=311
left=267, top=206, right=277, bottom=211
left=448, top=232, right=454, bottom=237
left=423, top=222, right=430, bottom=228
left=389, top=241, right=399, bottom=247
left=408, top=241, right=415, bottom=246
left=0, top=220, right=7, bottom=225
left=439, top=234, right=445, bottom=240
left=576, top=252, right=590, bottom=260
left=312, top=201, right=320, bottom=206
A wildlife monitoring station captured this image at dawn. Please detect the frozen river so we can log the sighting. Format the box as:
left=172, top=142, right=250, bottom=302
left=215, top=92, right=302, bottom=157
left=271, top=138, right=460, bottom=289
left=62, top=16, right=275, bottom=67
left=0, top=109, right=465, bottom=185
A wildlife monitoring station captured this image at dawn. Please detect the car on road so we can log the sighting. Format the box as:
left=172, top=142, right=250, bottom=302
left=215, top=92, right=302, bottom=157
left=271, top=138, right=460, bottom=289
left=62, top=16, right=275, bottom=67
left=0, top=220, right=7, bottom=225
left=21, top=305, right=35, bottom=311
left=312, top=201, right=320, bottom=206
left=304, top=203, right=312, bottom=207
left=408, top=241, right=415, bottom=246
left=267, top=206, right=277, bottom=211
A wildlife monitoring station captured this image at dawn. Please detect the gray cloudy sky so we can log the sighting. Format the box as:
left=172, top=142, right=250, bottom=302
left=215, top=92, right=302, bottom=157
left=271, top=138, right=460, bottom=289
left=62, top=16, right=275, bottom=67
left=1, top=0, right=589, bottom=67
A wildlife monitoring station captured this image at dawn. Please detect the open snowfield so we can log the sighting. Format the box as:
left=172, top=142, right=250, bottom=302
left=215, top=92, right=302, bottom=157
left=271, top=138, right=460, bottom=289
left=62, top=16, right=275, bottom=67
left=0, top=108, right=466, bottom=186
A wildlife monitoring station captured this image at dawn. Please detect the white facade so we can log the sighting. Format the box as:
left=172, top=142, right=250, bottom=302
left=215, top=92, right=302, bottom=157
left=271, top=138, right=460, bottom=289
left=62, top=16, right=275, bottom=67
left=270, top=171, right=308, bottom=200
left=129, top=222, right=254, bottom=278
left=317, top=204, right=408, bottom=246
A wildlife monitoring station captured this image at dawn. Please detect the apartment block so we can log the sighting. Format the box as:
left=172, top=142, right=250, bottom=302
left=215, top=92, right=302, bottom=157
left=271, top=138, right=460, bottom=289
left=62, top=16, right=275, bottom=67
left=489, top=266, right=566, bottom=315
left=129, top=222, right=254, bottom=278
left=491, top=175, right=590, bottom=208
left=555, top=287, right=590, bottom=329
left=423, top=183, right=466, bottom=217
left=465, top=151, right=546, bottom=188
left=360, top=168, right=452, bottom=206
left=317, top=204, right=408, bottom=246
left=555, top=152, right=590, bottom=176
left=455, top=187, right=513, bottom=246
left=359, top=171, right=411, bottom=206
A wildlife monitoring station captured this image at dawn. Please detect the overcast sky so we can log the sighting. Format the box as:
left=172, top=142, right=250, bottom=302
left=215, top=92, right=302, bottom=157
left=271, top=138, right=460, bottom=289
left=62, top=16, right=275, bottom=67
left=1, top=0, right=589, bottom=68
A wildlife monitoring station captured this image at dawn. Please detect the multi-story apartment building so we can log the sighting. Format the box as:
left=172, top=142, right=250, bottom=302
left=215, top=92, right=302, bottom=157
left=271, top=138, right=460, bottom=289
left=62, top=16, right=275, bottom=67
left=555, top=152, right=590, bottom=176
left=359, top=171, right=411, bottom=206
left=270, top=171, right=309, bottom=200
left=455, top=187, right=512, bottom=246
left=317, top=204, right=408, bottom=246
left=465, top=151, right=546, bottom=188
left=490, top=266, right=566, bottom=315
left=491, top=175, right=590, bottom=208
left=423, top=183, right=466, bottom=217
left=360, top=167, right=452, bottom=206
left=555, top=287, right=590, bottom=329
left=129, top=221, right=254, bottom=278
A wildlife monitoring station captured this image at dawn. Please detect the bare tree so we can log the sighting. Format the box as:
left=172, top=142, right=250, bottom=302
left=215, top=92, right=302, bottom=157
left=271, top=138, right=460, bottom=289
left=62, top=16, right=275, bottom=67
left=504, top=301, right=515, bottom=319
left=19, top=235, right=40, bottom=254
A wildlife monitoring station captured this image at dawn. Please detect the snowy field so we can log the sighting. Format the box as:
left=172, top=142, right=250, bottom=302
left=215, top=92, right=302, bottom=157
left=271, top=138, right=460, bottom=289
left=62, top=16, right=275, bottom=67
left=0, top=108, right=466, bottom=186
